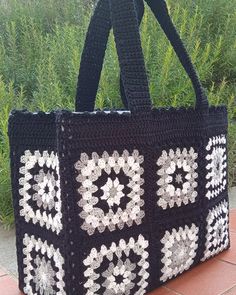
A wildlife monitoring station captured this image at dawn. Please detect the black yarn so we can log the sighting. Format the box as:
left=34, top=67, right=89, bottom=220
left=76, top=0, right=145, bottom=112
left=76, top=0, right=208, bottom=112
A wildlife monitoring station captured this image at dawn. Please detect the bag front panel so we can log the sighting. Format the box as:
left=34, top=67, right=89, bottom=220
left=57, top=106, right=229, bottom=294
left=9, top=112, right=67, bottom=295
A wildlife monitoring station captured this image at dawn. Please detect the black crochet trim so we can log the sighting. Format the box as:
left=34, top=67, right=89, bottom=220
left=9, top=105, right=227, bottom=118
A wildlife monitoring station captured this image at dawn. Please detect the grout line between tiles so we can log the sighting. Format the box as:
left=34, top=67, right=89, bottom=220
left=0, top=266, right=9, bottom=279
left=219, top=283, right=236, bottom=295
left=216, top=259, right=236, bottom=267
left=164, top=286, right=184, bottom=295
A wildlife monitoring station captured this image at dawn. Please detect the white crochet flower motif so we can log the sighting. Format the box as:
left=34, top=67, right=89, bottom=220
left=157, top=147, right=198, bottom=209
left=102, top=259, right=136, bottom=294
left=19, top=150, right=62, bottom=234
left=22, top=234, right=65, bottom=295
left=202, top=200, right=229, bottom=261
left=160, top=224, right=199, bottom=282
left=101, top=178, right=125, bottom=207
left=33, top=256, right=56, bottom=295
left=206, top=135, right=227, bottom=200
left=75, top=150, right=145, bottom=235
left=83, top=235, right=149, bottom=295
left=33, top=170, right=58, bottom=210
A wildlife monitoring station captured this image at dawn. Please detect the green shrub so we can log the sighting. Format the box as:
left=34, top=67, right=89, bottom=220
left=0, top=0, right=235, bottom=226
left=0, top=78, right=25, bottom=227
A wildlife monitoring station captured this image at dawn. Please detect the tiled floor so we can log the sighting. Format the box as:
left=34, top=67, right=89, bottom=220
left=0, top=209, right=235, bottom=295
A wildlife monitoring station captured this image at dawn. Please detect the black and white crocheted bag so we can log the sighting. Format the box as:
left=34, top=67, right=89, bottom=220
left=8, top=0, right=229, bottom=294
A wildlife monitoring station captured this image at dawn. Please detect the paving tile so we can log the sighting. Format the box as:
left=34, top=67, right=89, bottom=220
left=0, top=226, right=17, bottom=277
left=230, top=210, right=236, bottom=232
left=165, top=259, right=236, bottom=295
left=217, top=232, right=236, bottom=265
left=223, top=285, right=236, bottom=295
left=229, top=188, right=236, bottom=209
left=0, top=268, right=7, bottom=277
left=148, top=287, right=180, bottom=295
left=0, top=276, right=23, bottom=295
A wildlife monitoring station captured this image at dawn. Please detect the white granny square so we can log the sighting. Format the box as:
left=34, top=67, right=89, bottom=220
left=75, top=150, right=145, bottom=235
left=22, top=234, right=65, bottom=295
left=160, top=224, right=199, bottom=282
left=19, top=150, right=62, bottom=234
left=205, top=135, right=227, bottom=199
left=202, top=200, right=229, bottom=261
left=83, top=234, right=150, bottom=295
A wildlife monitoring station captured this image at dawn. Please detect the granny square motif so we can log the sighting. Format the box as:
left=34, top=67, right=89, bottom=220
left=22, top=234, right=65, bottom=295
left=82, top=235, right=150, bottom=294
left=19, top=150, right=62, bottom=234
left=156, top=147, right=198, bottom=209
left=74, top=150, right=145, bottom=235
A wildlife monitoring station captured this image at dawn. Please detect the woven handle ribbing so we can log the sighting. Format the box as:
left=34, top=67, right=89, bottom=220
left=75, top=0, right=147, bottom=112
left=75, top=0, right=111, bottom=112
left=76, top=0, right=209, bottom=113
left=75, top=0, right=144, bottom=112
left=109, top=0, right=152, bottom=113
left=146, top=0, right=208, bottom=109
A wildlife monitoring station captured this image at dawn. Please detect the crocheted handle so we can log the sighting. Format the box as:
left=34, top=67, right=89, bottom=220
left=109, top=0, right=152, bottom=113
left=76, top=0, right=209, bottom=113
left=76, top=0, right=151, bottom=113
left=75, top=0, right=145, bottom=112
left=145, top=0, right=208, bottom=109
left=75, top=0, right=111, bottom=112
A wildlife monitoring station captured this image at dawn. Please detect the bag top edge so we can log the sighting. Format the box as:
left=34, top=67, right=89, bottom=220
left=9, top=105, right=227, bottom=118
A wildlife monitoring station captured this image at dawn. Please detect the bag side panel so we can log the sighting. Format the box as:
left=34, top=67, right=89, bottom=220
left=8, top=112, right=67, bottom=295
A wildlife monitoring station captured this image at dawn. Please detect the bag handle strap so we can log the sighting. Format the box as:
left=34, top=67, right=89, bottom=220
left=75, top=0, right=111, bottom=112
left=145, top=0, right=208, bottom=109
left=109, top=0, right=152, bottom=113
left=76, top=0, right=209, bottom=113
left=75, top=0, right=146, bottom=112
